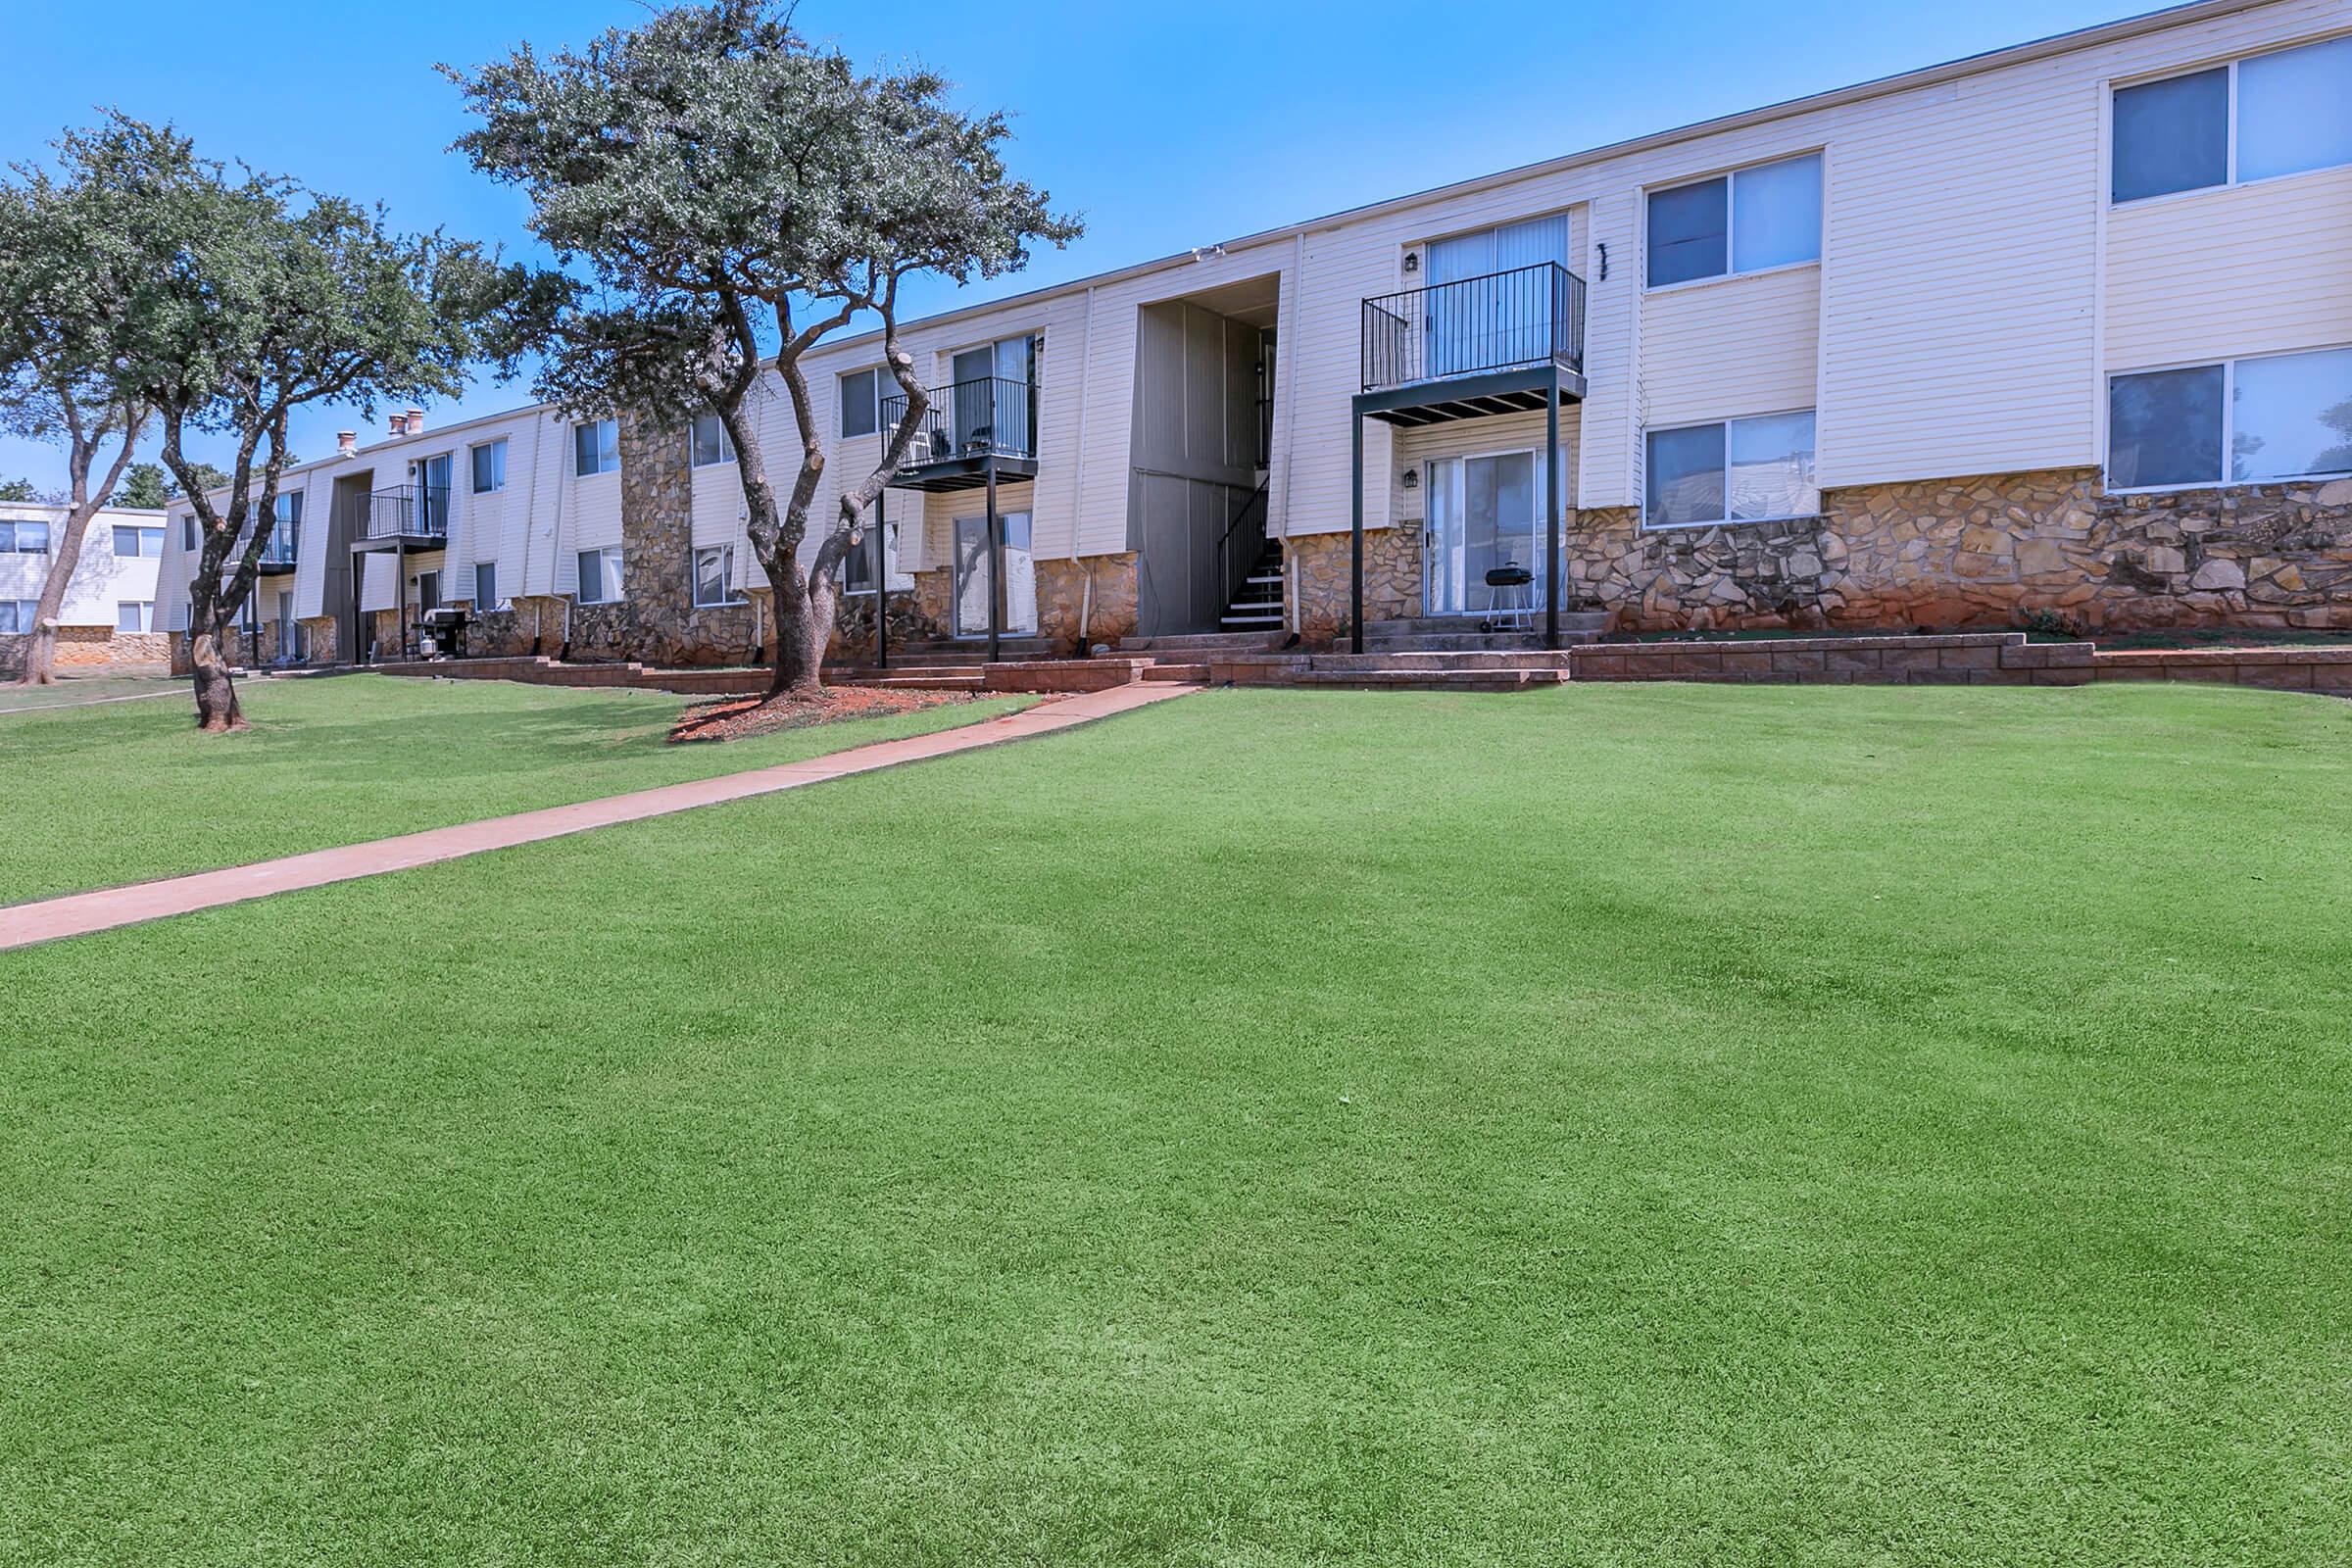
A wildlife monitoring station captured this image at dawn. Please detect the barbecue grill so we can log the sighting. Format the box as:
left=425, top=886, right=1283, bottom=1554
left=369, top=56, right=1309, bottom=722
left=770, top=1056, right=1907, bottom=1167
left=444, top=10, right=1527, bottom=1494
left=418, top=605, right=470, bottom=660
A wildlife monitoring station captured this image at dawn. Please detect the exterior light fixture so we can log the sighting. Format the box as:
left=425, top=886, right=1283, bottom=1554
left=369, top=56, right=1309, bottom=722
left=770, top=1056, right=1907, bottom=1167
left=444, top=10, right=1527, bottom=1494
left=1399, top=467, right=1420, bottom=491
left=1402, top=252, right=1421, bottom=274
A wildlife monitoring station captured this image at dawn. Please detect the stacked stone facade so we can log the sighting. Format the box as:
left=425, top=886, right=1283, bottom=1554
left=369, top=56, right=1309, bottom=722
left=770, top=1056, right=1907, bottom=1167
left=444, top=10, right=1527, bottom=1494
left=1283, top=469, right=2352, bottom=641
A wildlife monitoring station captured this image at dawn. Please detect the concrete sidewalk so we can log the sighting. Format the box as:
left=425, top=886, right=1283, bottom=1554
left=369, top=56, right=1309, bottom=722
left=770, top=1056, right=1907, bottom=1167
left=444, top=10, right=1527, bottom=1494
left=1, top=682, right=1199, bottom=951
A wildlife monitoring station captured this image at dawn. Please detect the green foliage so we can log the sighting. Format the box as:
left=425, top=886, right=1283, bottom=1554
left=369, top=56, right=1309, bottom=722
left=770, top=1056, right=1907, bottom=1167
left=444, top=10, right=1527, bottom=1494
left=2018, top=607, right=2087, bottom=640
left=114, top=462, right=170, bottom=510
left=0, top=477, right=44, bottom=502
left=444, top=0, right=1080, bottom=654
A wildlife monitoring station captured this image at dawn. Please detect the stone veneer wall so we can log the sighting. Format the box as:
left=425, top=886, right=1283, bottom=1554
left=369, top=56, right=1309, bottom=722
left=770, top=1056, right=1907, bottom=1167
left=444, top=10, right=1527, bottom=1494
left=1286, top=528, right=1422, bottom=642
left=1289, top=470, right=2352, bottom=639
left=1038, top=554, right=1139, bottom=652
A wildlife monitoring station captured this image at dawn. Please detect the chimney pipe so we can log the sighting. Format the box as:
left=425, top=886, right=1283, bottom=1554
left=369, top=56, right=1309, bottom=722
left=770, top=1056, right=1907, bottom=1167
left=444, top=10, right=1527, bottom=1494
left=404, top=407, right=425, bottom=435
left=337, top=430, right=358, bottom=456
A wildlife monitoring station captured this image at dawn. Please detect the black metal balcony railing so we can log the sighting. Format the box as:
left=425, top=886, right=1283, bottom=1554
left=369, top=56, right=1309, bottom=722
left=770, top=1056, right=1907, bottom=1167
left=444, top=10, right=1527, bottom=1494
left=355, top=484, right=451, bottom=543
left=879, top=375, right=1038, bottom=466
left=1360, top=261, right=1587, bottom=394
left=257, top=525, right=299, bottom=567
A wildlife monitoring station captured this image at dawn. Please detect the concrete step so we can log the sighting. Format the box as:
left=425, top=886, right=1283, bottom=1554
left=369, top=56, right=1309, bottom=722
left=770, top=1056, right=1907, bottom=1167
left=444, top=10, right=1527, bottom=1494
left=890, top=637, right=1054, bottom=660
left=1119, top=630, right=1287, bottom=654
left=1363, top=631, right=1600, bottom=653
left=1221, top=612, right=1284, bottom=627
left=1142, top=662, right=1210, bottom=682
left=1366, top=612, right=1610, bottom=638
left=846, top=673, right=986, bottom=691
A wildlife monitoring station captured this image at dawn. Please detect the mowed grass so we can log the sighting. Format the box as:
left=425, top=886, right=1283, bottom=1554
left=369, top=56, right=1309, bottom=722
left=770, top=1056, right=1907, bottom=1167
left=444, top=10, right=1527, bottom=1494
left=4, top=682, right=2350, bottom=1566
left=0, top=673, right=1033, bottom=903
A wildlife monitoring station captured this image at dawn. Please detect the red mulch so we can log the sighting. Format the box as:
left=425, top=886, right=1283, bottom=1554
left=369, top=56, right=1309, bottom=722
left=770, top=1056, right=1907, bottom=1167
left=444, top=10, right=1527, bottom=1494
left=667, top=685, right=981, bottom=744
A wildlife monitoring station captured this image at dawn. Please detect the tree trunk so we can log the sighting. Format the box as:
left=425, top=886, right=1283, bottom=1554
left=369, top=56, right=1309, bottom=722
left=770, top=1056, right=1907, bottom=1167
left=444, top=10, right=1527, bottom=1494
left=16, top=621, right=60, bottom=686
left=188, top=630, right=245, bottom=732
left=768, top=579, right=827, bottom=698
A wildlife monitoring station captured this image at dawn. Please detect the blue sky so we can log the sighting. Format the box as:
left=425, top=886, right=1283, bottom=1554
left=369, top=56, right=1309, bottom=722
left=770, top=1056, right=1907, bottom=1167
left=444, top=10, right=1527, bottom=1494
left=2, top=0, right=2148, bottom=493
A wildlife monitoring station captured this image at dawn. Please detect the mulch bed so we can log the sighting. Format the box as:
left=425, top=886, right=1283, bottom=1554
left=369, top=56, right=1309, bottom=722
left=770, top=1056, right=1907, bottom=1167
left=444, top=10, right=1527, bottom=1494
left=667, top=685, right=983, bottom=744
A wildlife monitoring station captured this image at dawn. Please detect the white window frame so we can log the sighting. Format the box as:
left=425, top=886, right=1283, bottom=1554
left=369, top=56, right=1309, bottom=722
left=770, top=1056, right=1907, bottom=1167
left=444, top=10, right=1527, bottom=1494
left=1642, top=410, right=1822, bottom=531
left=577, top=546, right=623, bottom=604
left=689, top=413, right=737, bottom=468
left=1, top=519, right=51, bottom=554
left=1, top=599, right=39, bottom=633
left=118, top=600, right=155, bottom=633
left=471, top=437, right=508, bottom=494
left=1642, top=152, right=1825, bottom=294
left=573, top=418, right=619, bottom=477
left=839, top=368, right=881, bottom=439
left=2105, top=342, right=2352, bottom=494
left=690, top=543, right=746, bottom=608
left=2111, top=36, right=2352, bottom=208
left=473, top=561, right=506, bottom=611
left=112, top=524, right=165, bottom=558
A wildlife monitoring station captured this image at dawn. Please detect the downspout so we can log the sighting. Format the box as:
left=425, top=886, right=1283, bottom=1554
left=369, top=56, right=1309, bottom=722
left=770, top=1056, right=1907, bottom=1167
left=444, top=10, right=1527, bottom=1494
left=1283, top=231, right=1305, bottom=642
left=1068, top=283, right=1097, bottom=654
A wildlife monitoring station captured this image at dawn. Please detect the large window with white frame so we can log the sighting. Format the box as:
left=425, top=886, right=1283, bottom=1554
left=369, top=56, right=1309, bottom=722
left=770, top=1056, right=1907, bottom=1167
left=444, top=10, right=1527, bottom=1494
left=1645, top=154, right=1823, bottom=288
left=0, top=600, right=39, bottom=632
left=117, top=600, right=156, bottom=633
left=691, top=544, right=745, bottom=608
left=473, top=562, right=503, bottom=610
left=113, top=523, right=165, bottom=558
left=2112, top=35, right=2352, bottom=204
left=841, top=521, right=899, bottom=595
left=1645, top=412, right=1820, bottom=528
left=576, top=546, right=623, bottom=603
left=573, top=417, right=619, bottom=477
left=0, top=518, right=50, bottom=553
left=2108, top=345, right=2352, bottom=491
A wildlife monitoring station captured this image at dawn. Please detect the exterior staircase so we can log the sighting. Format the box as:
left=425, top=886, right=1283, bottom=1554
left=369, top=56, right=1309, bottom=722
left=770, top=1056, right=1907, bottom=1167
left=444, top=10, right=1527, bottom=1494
left=1219, top=537, right=1287, bottom=634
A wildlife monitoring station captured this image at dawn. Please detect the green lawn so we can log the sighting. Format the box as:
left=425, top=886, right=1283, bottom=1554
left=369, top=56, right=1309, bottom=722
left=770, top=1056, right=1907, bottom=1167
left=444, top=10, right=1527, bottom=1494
left=4, top=683, right=2349, bottom=1565
left=0, top=674, right=1033, bottom=904
left=0, top=672, right=180, bottom=713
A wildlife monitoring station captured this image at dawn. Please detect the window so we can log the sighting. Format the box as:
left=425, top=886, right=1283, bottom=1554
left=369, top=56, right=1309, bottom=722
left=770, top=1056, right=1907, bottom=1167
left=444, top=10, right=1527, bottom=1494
left=473, top=562, right=501, bottom=609
left=415, top=570, right=441, bottom=613
left=573, top=418, right=619, bottom=476
left=691, top=544, right=744, bottom=607
left=181, top=514, right=197, bottom=551
left=842, top=523, right=898, bottom=594
left=0, top=519, right=50, bottom=553
left=1645, top=412, right=1819, bottom=528
left=690, top=413, right=736, bottom=467
left=577, top=546, right=623, bottom=603
left=948, top=335, right=1040, bottom=456
left=2109, top=346, right=2352, bottom=489
left=841, top=368, right=881, bottom=438
left=471, top=438, right=508, bottom=494
left=117, top=601, right=154, bottom=633
left=266, top=491, right=301, bottom=562
left=0, top=600, right=37, bottom=633
left=1646, top=154, right=1822, bottom=287
left=113, top=524, right=164, bottom=558
left=2114, top=37, right=2352, bottom=203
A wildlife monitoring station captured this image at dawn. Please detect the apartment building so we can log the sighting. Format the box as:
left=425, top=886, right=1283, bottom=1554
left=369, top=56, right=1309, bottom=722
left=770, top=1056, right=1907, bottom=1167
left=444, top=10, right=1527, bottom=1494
left=0, top=502, right=170, bottom=671
left=158, top=0, right=2352, bottom=669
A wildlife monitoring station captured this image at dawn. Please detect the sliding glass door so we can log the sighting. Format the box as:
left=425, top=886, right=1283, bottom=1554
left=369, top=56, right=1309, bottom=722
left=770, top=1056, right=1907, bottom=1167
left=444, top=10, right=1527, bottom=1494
left=1425, top=450, right=1552, bottom=617
left=952, top=511, right=1037, bottom=637
left=1424, top=213, right=1573, bottom=378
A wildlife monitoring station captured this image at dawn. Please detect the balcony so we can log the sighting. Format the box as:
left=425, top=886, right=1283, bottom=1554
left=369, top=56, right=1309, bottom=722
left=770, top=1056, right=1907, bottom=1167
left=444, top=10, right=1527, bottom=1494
left=254, top=526, right=300, bottom=574
left=880, top=375, right=1040, bottom=493
left=1356, top=261, right=1588, bottom=426
left=349, top=485, right=451, bottom=550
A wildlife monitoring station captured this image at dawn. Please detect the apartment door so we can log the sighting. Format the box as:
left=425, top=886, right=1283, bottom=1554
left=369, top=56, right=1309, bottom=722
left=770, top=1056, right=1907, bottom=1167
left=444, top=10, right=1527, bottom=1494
left=1425, top=214, right=1573, bottom=377
left=417, top=453, right=453, bottom=535
left=950, top=336, right=1037, bottom=457
left=952, top=511, right=1037, bottom=637
left=1426, top=450, right=1549, bottom=617
left=275, top=590, right=294, bottom=662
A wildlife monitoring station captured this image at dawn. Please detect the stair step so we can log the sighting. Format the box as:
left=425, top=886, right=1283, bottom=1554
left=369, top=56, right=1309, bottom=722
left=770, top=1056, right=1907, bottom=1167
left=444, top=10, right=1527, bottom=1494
left=1142, top=662, right=1210, bottom=682
left=1221, top=613, right=1284, bottom=626
left=1363, top=632, right=1599, bottom=653
left=1118, top=631, right=1286, bottom=653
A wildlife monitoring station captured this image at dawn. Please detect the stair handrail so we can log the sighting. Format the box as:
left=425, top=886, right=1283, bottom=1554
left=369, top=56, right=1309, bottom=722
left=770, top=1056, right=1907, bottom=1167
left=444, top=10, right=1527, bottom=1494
left=1214, top=481, right=1273, bottom=622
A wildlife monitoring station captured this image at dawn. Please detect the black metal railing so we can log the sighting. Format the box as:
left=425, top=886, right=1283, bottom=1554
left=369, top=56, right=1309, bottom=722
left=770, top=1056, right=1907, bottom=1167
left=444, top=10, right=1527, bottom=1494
left=1360, top=261, right=1587, bottom=393
left=355, top=484, right=451, bottom=543
left=879, top=375, right=1038, bottom=466
left=1215, top=482, right=1272, bottom=620
left=257, top=525, right=299, bottom=567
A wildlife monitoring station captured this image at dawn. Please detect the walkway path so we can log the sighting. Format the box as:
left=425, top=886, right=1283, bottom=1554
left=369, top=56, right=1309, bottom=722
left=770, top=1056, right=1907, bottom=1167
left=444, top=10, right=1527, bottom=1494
left=0, top=682, right=1200, bottom=952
